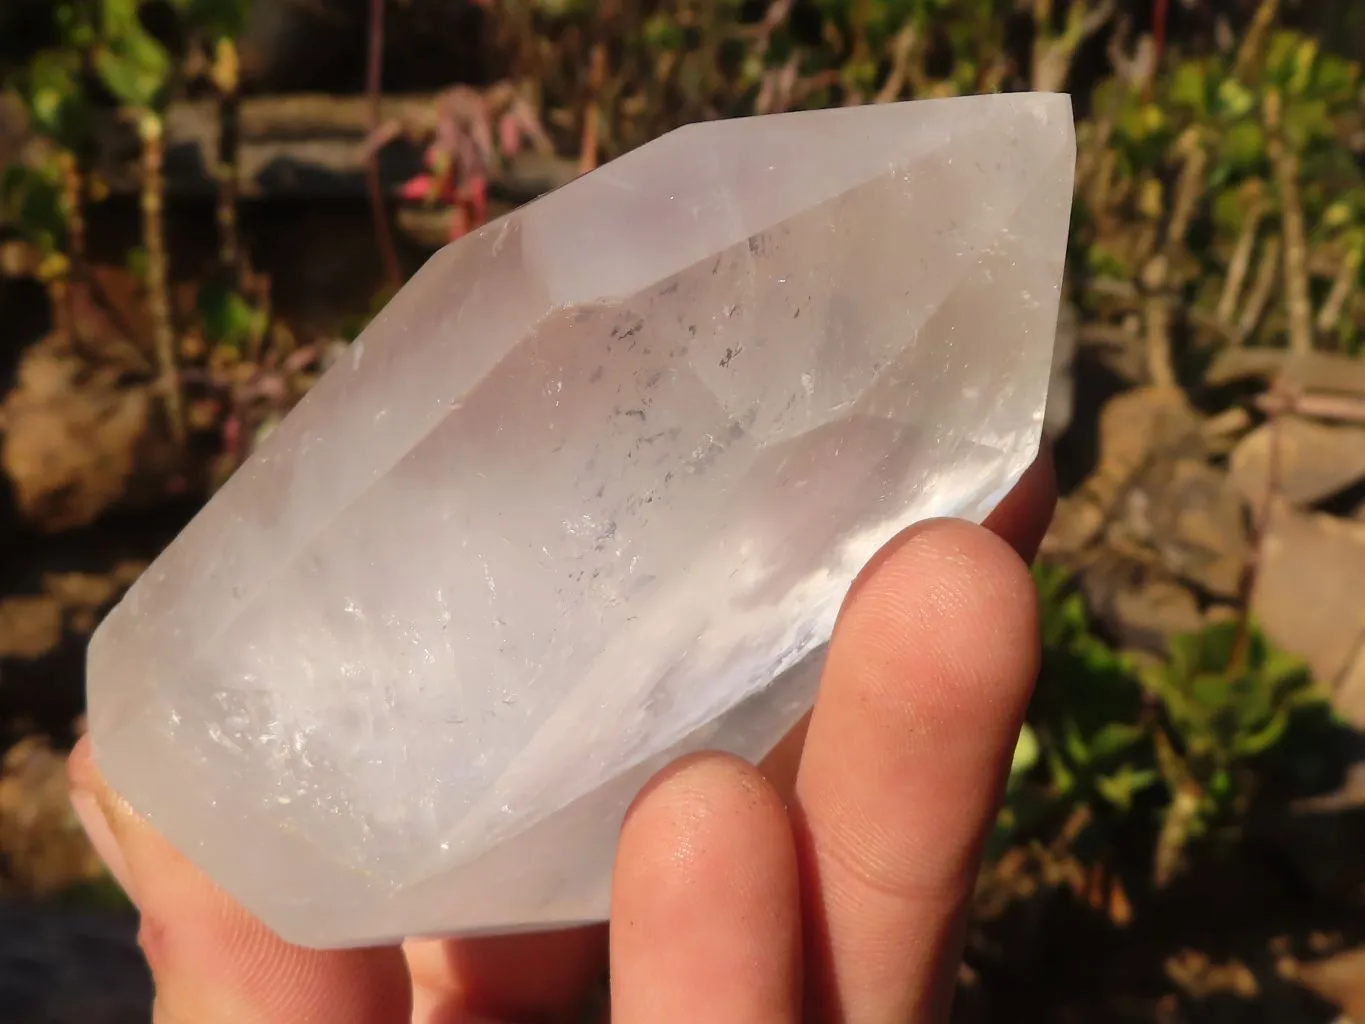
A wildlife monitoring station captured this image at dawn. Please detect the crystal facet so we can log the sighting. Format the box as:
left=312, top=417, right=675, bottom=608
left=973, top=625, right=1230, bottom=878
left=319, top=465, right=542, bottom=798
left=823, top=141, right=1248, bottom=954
left=87, top=92, right=1076, bottom=947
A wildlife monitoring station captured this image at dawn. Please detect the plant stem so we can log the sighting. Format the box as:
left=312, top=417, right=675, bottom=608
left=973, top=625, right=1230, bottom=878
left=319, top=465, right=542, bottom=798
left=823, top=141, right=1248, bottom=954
left=59, top=149, right=87, bottom=342
left=579, top=43, right=607, bottom=174
left=1142, top=256, right=1176, bottom=388
left=1217, top=198, right=1265, bottom=329
left=1236, top=235, right=1281, bottom=343
left=366, top=0, right=402, bottom=289
left=1316, top=246, right=1360, bottom=341
left=1264, top=90, right=1314, bottom=354
left=139, top=110, right=184, bottom=447
left=213, top=37, right=241, bottom=276
left=1234, top=0, right=1280, bottom=83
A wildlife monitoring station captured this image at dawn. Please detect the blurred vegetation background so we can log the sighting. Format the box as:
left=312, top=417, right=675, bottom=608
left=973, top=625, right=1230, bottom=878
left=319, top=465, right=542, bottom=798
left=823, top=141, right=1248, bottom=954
left=1, top=0, right=1364, bottom=1021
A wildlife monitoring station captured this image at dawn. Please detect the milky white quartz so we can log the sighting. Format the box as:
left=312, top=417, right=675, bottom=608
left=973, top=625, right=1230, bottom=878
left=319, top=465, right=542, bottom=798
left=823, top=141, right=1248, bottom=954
left=86, top=92, right=1076, bottom=948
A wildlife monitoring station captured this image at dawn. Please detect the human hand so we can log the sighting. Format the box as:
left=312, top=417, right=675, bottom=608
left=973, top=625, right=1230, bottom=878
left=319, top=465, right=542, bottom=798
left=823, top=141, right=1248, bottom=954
left=68, top=449, right=1055, bottom=1024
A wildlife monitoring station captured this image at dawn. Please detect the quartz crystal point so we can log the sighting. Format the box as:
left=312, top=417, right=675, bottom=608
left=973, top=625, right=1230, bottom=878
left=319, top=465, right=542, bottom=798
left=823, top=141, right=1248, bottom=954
left=87, top=92, right=1076, bottom=948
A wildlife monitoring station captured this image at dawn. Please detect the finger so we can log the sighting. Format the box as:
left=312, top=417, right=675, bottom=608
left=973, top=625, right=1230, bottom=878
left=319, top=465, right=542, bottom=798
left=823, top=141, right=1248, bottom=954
left=793, top=518, right=1040, bottom=1023
left=758, top=442, right=1054, bottom=803
left=981, top=443, right=1057, bottom=563
left=611, top=753, right=802, bottom=1024
left=403, top=925, right=606, bottom=1024
left=68, top=737, right=413, bottom=1024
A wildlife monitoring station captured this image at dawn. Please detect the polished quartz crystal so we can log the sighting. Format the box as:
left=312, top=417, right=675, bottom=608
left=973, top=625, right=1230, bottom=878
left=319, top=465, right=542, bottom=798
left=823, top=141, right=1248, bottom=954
left=86, top=91, right=1076, bottom=947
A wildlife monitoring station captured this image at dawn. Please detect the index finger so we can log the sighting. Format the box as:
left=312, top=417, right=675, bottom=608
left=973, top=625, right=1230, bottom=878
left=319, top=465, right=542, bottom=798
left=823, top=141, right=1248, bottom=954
left=68, top=738, right=414, bottom=1024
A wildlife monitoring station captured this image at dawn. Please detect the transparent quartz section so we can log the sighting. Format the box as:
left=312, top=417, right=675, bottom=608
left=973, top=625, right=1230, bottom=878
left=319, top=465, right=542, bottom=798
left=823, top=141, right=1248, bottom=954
left=87, top=92, right=1076, bottom=947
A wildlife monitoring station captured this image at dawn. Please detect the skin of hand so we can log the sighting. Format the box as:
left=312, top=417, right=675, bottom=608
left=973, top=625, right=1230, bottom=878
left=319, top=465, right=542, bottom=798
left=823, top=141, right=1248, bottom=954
left=67, top=447, right=1056, bottom=1024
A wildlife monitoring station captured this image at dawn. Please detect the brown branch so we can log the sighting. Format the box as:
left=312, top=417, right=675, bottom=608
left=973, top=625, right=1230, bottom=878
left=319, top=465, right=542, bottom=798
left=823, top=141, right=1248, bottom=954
left=1237, top=234, right=1281, bottom=344
left=1165, top=129, right=1207, bottom=249
left=1206, top=347, right=1365, bottom=397
left=212, top=38, right=241, bottom=275
left=1315, top=246, right=1361, bottom=339
left=1141, top=255, right=1176, bottom=388
left=1255, top=389, right=1365, bottom=425
left=1264, top=90, right=1313, bottom=354
left=139, top=112, right=184, bottom=448
left=365, top=0, right=402, bottom=289
left=58, top=150, right=85, bottom=344
left=1089, top=150, right=1119, bottom=228
left=1234, top=0, right=1281, bottom=83
left=1075, top=114, right=1115, bottom=197
left=579, top=43, right=607, bottom=174
left=1217, top=196, right=1265, bottom=327
left=1032, top=0, right=1117, bottom=94
left=874, top=25, right=918, bottom=104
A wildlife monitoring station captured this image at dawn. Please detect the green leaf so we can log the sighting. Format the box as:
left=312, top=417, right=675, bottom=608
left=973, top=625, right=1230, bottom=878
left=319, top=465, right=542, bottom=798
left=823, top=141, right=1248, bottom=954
left=1236, top=708, right=1291, bottom=757
left=1287, top=37, right=1319, bottom=96
left=1215, top=78, right=1255, bottom=121
left=20, top=51, right=86, bottom=142
left=1095, top=766, right=1160, bottom=809
left=0, top=164, right=67, bottom=253
left=93, top=0, right=171, bottom=108
left=1169, top=61, right=1209, bottom=114
left=1085, top=244, right=1131, bottom=281
left=199, top=283, right=266, bottom=348
left=1089, top=721, right=1145, bottom=759
left=1310, top=54, right=1359, bottom=104
left=1212, top=187, right=1256, bottom=234
left=1010, top=723, right=1040, bottom=776
left=1221, top=120, right=1266, bottom=174
left=643, top=13, right=685, bottom=51
left=125, top=244, right=149, bottom=280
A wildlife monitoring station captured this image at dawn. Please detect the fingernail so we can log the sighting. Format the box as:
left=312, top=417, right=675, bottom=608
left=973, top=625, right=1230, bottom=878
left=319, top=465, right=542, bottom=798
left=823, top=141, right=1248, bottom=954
left=71, top=789, right=137, bottom=902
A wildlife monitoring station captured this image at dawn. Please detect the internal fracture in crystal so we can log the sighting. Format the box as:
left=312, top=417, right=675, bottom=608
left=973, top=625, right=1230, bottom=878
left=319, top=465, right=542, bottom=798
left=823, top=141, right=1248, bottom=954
left=86, top=91, right=1077, bottom=948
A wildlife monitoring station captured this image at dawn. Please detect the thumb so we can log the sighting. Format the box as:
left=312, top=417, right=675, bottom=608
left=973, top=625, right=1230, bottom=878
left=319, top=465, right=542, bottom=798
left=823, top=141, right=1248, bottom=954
left=67, top=736, right=412, bottom=1024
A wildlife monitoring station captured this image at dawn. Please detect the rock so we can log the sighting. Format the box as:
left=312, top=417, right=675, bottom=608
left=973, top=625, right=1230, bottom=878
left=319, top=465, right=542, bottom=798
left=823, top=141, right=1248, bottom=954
left=1252, top=504, right=1365, bottom=695
left=0, top=597, right=62, bottom=661
left=1230, top=417, right=1365, bottom=509
left=1041, top=386, right=1203, bottom=560
left=0, top=738, right=105, bottom=896
left=1165, top=950, right=1260, bottom=1000
left=1142, top=457, right=1248, bottom=599
left=1206, top=348, right=1365, bottom=398
left=1283, top=947, right=1365, bottom=1021
left=1096, top=386, right=1204, bottom=480
left=1041, top=494, right=1107, bottom=557
left=1111, top=578, right=1205, bottom=652
left=0, top=336, right=180, bottom=534
left=1075, top=548, right=1205, bottom=657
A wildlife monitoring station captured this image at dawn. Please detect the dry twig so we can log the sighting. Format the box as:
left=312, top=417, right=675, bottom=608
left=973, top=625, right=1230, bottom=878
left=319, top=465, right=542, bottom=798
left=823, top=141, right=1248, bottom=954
left=212, top=38, right=241, bottom=275
left=1237, top=235, right=1281, bottom=344
left=1315, top=248, right=1361, bottom=338
left=579, top=43, right=607, bottom=174
left=1141, top=255, right=1176, bottom=388
left=137, top=113, right=184, bottom=447
left=1217, top=194, right=1266, bottom=328
left=1264, top=90, right=1314, bottom=354
left=1032, top=0, right=1118, bottom=94
left=1234, top=0, right=1281, bottom=83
